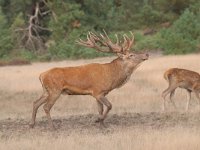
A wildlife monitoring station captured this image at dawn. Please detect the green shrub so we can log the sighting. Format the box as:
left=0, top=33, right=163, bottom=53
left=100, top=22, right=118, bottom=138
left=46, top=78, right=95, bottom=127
left=134, top=33, right=161, bottom=51
left=139, top=4, right=163, bottom=26
left=48, top=30, right=126, bottom=59
left=18, top=49, right=37, bottom=60
left=48, top=40, right=110, bottom=59
left=159, top=9, right=199, bottom=54
left=0, top=7, right=13, bottom=58
left=160, top=30, right=197, bottom=54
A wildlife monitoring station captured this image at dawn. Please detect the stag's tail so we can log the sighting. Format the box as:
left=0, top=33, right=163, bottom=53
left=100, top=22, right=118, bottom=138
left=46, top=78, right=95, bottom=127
left=39, top=72, right=49, bottom=94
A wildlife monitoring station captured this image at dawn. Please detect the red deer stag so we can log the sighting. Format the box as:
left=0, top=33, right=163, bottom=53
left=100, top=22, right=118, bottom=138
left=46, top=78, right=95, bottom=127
left=29, top=31, right=149, bottom=129
left=162, top=68, right=200, bottom=111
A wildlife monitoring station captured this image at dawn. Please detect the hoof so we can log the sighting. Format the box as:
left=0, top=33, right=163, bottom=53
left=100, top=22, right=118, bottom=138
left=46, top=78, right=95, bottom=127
left=29, top=123, right=35, bottom=128
left=96, top=119, right=107, bottom=128
left=49, top=124, right=56, bottom=130
left=99, top=121, right=106, bottom=128
left=95, top=118, right=104, bottom=123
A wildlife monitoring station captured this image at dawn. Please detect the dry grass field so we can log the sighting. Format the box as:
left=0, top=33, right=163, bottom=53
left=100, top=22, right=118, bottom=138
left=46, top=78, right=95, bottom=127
left=0, top=53, right=200, bottom=150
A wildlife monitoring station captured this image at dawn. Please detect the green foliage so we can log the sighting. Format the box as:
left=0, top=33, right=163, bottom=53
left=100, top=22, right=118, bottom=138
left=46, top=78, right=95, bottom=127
left=18, top=49, right=37, bottom=60
left=81, top=0, right=123, bottom=30
left=134, top=32, right=161, bottom=51
left=138, top=4, right=163, bottom=26
left=155, top=0, right=197, bottom=14
left=10, top=12, right=26, bottom=48
left=160, top=9, right=199, bottom=54
left=48, top=29, right=110, bottom=59
left=11, top=12, right=25, bottom=29
left=48, top=1, right=85, bottom=41
left=160, top=31, right=197, bottom=54
left=0, top=7, right=13, bottom=57
left=0, top=0, right=199, bottom=60
left=0, top=0, right=32, bottom=24
left=0, top=7, right=6, bottom=27
left=171, top=9, right=199, bottom=39
left=0, top=30, right=13, bottom=58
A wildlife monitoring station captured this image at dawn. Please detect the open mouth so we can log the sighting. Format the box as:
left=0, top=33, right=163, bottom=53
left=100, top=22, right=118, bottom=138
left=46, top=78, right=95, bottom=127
left=143, top=54, right=149, bottom=61
left=143, top=58, right=148, bottom=61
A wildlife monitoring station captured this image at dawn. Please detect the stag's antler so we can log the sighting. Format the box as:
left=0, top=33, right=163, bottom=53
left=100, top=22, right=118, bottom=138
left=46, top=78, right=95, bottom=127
left=76, top=32, right=112, bottom=53
left=76, top=32, right=95, bottom=48
left=76, top=31, right=135, bottom=54
left=122, top=31, right=134, bottom=51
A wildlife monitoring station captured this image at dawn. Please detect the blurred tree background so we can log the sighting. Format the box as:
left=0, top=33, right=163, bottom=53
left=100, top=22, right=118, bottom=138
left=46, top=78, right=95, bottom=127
left=0, top=0, right=199, bottom=61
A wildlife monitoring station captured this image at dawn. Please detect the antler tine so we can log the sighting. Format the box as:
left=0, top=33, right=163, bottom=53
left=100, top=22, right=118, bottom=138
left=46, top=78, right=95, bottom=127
left=76, top=31, right=113, bottom=53
left=121, top=32, right=135, bottom=51
left=103, top=29, right=111, bottom=41
left=76, top=31, right=96, bottom=48
left=120, top=34, right=129, bottom=51
left=99, top=32, right=110, bottom=44
left=129, top=31, right=134, bottom=41
left=115, top=34, right=119, bottom=45
left=75, top=38, right=87, bottom=46
left=76, top=30, right=135, bottom=54
left=128, top=31, right=134, bottom=43
left=89, top=32, right=107, bottom=47
left=88, top=32, right=95, bottom=43
left=100, top=33, right=105, bottom=40
left=89, top=32, right=108, bottom=47
left=87, top=31, right=91, bottom=41
left=127, top=31, right=134, bottom=50
left=89, top=31, right=100, bottom=41
left=100, top=30, right=123, bottom=53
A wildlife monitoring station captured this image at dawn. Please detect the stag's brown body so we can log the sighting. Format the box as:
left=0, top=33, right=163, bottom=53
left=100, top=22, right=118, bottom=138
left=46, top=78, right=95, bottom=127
left=30, top=31, right=148, bottom=129
left=162, top=68, right=200, bottom=111
left=41, top=58, right=138, bottom=96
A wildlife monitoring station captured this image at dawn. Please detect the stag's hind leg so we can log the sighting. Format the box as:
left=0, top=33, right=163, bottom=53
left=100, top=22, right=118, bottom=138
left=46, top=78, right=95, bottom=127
left=95, top=95, right=112, bottom=126
left=95, top=100, right=104, bottom=123
left=29, top=92, right=48, bottom=128
left=43, top=91, right=61, bottom=129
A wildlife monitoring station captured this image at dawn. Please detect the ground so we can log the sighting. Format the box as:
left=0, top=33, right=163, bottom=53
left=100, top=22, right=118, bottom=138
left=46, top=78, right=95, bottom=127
left=0, top=53, right=200, bottom=150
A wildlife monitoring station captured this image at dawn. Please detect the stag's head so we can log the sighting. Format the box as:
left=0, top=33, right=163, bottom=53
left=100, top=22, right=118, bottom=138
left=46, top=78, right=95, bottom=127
left=76, top=30, right=149, bottom=65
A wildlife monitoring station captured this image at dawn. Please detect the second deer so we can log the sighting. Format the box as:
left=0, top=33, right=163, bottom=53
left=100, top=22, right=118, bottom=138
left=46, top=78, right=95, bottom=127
left=162, top=68, right=200, bottom=111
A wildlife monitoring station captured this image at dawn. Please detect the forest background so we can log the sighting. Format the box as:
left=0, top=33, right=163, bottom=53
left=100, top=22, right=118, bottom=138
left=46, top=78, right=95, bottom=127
left=0, top=0, right=199, bottom=61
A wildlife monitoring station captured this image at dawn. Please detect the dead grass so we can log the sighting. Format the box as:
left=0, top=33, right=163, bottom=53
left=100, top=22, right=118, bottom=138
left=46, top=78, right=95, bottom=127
left=0, top=59, right=31, bottom=67
left=0, top=53, right=200, bottom=149
left=1, top=128, right=200, bottom=150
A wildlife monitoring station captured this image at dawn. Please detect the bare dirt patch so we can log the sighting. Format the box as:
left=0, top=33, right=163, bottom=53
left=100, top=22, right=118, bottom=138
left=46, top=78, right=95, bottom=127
left=1, top=112, right=200, bottom=139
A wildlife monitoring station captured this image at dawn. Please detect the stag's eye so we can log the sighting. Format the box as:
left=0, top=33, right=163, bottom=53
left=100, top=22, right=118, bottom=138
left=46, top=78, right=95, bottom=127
left=129, top=54, right=134, bottom=57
